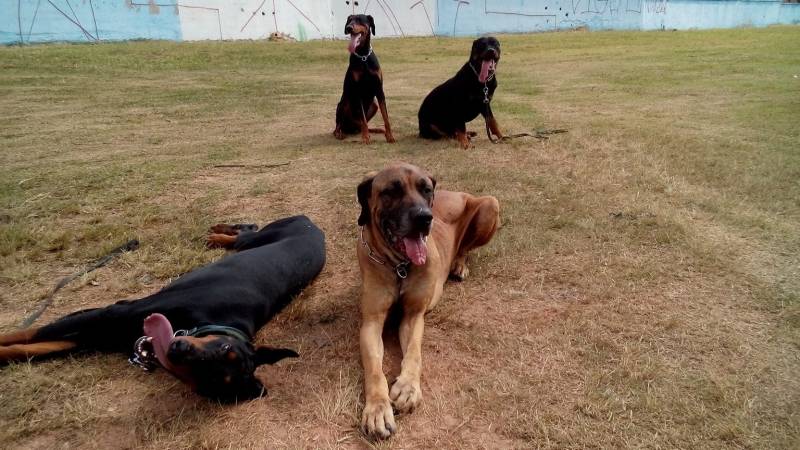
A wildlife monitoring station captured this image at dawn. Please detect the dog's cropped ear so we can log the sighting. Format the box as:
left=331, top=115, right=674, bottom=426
left=357, top=173, right=376, bottom=226
left=367, top=15, right=376, bottom=36
left=254, top=347, right=298, bottom=366
left=344, top=15, right=354, bottom=34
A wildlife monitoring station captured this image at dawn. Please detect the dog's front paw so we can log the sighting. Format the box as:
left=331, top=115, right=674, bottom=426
left=449, top=258, right=469, bottom=281
left=333, top=129, right=345, bottom=140
left=361, top=397, right=396, bottom=439
left=390, top=376, right=422, bottom=413
left=361, top=135, right=372, bottom=145
left=385, top=133, right=396, bottom=143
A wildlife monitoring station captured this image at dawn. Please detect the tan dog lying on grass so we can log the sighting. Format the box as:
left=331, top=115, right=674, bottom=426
left=356, top=163, right=500, bottom=438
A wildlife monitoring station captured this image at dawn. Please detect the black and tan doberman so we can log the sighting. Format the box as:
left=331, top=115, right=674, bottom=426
left=334, top=14, right=396, bottom=144
left=0, top=215, right=325, bottom=403
left=418, top=36, right=504, bottom=148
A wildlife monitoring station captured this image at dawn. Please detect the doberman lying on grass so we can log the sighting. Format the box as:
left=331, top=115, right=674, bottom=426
left=334, top=14, right=396, bottom=144
left=0, top=215, right=325, bottom=403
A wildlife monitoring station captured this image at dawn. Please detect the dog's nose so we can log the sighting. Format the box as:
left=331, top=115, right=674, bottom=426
left=486, top=47, right=498, bottom=58
left=413, top=209, right=433, bottom=230
left=345, top=25, right=354, bottom=34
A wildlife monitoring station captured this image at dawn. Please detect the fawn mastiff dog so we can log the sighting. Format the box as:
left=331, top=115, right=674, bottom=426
left=356, top=163, right=500, bottom=438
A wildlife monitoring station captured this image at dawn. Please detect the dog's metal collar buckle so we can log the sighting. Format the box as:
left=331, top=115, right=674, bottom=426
left=354, top=46, right=373, bottom=62
left=360, top=226, right=410, bottom=279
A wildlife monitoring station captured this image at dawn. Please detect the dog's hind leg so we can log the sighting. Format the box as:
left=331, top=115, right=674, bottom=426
left=450, top=196, right=500, bottom=281
left=0, top=328, right=39, bottom=346
left=0, top=340, right=77, bottom=363
left=206, top=233, right=238, bottom=249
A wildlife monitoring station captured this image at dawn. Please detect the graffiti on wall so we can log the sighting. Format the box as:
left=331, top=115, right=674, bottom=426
left=2, top=0, right=799, bottom=45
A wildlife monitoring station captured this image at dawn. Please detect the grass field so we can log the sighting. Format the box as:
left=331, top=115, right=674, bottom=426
left=0, top=26, right=798, bottom=449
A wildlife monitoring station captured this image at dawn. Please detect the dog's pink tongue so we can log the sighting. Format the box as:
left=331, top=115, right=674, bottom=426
left=402, top=235, right=427, bottom=266
left=348, top=34, right=361, bottom=54
left=143, top=313, right=175, bottom=370
left=479, top=59, right=493, bottom=83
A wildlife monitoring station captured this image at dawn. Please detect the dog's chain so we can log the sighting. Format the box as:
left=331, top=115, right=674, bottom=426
left=360, top=226, right=410, bottom=279
left=129, top=335, right=160, bottom=372
left=354, top=46, right=373, bottom=62
left=468, top=61, right=495, bottom=105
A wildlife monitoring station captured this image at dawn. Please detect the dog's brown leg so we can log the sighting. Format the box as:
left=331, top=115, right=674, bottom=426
left=0, top=328, right=39, bottom=346
left=450, top=196, right=500, bottom=281
left=486, top=116, right=504, bottom=140
left=359, top=273, right=398, bottom=439
left=389, top=277, right=443, bottom=413
left=359, top=102, right=371, bottom=145
left=206, top=233, right=238, bottom=249
left=376, top=90, right=395, bottom=143
left=0, top=340, right=77, bottom=362
left=455, top=130, right=471, bottom=149
left=208, top=224, right=239, bottom=236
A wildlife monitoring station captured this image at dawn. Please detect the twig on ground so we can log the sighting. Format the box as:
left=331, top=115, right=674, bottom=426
left=212, top=162, right=291, bottom=169
left=20, top=239, right=140, bottom=328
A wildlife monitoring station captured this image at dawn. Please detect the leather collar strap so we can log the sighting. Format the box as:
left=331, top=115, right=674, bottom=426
left=175, top=324, right=250, bottom=342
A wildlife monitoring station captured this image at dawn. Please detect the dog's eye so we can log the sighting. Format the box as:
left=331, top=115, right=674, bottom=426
left=422, top=186, right=432, bottom=195
left=381, top=186, right=402, bottom=197
left=221, top=344, right=231, bottom=353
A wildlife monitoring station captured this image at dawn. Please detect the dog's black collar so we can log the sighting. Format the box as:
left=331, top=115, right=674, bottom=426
left=175, top=325, right=250, bottom=343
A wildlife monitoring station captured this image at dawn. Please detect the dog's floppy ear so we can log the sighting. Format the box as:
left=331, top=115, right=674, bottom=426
left=344, top=15, right=353, bottom=34
left=367, top=15, right=376, bottom=36
left=428, top=174, right=437, bottom=205
left=254, top=347, right=298, bottom=366
left=357, top=173, right=376, bottom=226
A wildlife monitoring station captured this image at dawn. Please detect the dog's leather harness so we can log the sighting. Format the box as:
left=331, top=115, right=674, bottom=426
left=359, top=226, right=410, bottom=279
left=129, top=324, right=249, bottom=372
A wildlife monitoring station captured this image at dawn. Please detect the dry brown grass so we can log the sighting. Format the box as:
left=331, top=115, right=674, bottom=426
left=1, top=27, right=798, bottom=449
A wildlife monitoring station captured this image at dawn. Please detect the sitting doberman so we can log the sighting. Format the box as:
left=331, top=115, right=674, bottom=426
left=418, top=37, right=504, bottom=148
left=333, top=14, right=396, bottom=144
left=0, top=215, right=326, bottom=403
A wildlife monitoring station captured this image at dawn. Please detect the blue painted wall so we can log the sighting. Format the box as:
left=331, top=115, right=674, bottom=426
left=2, top=0, right=799, bottom=45
left=0, top=0, right=181, bottom=44
left=642, top=1, right=800, bottom=30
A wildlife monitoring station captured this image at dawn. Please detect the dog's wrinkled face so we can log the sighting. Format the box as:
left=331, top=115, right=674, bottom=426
left=470, top=36, right=501, bottom=83
left=357, top=163, right=436, bottom=266
left=344, top=14, right=375, bottom=54
left=143, top=314, right=297, bottom=403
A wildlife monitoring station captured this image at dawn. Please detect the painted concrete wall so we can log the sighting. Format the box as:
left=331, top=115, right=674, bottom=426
left=1, top=0, right=182, bottom=44
left=642, top=0, right=800, bottom=30
left=1, top=0, right=799, bottom=45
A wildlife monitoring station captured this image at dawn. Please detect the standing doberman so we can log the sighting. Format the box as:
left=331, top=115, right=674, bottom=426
left=334, top=14, right=396, bottom=144
left=418, top=37, right=504, bottom=148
